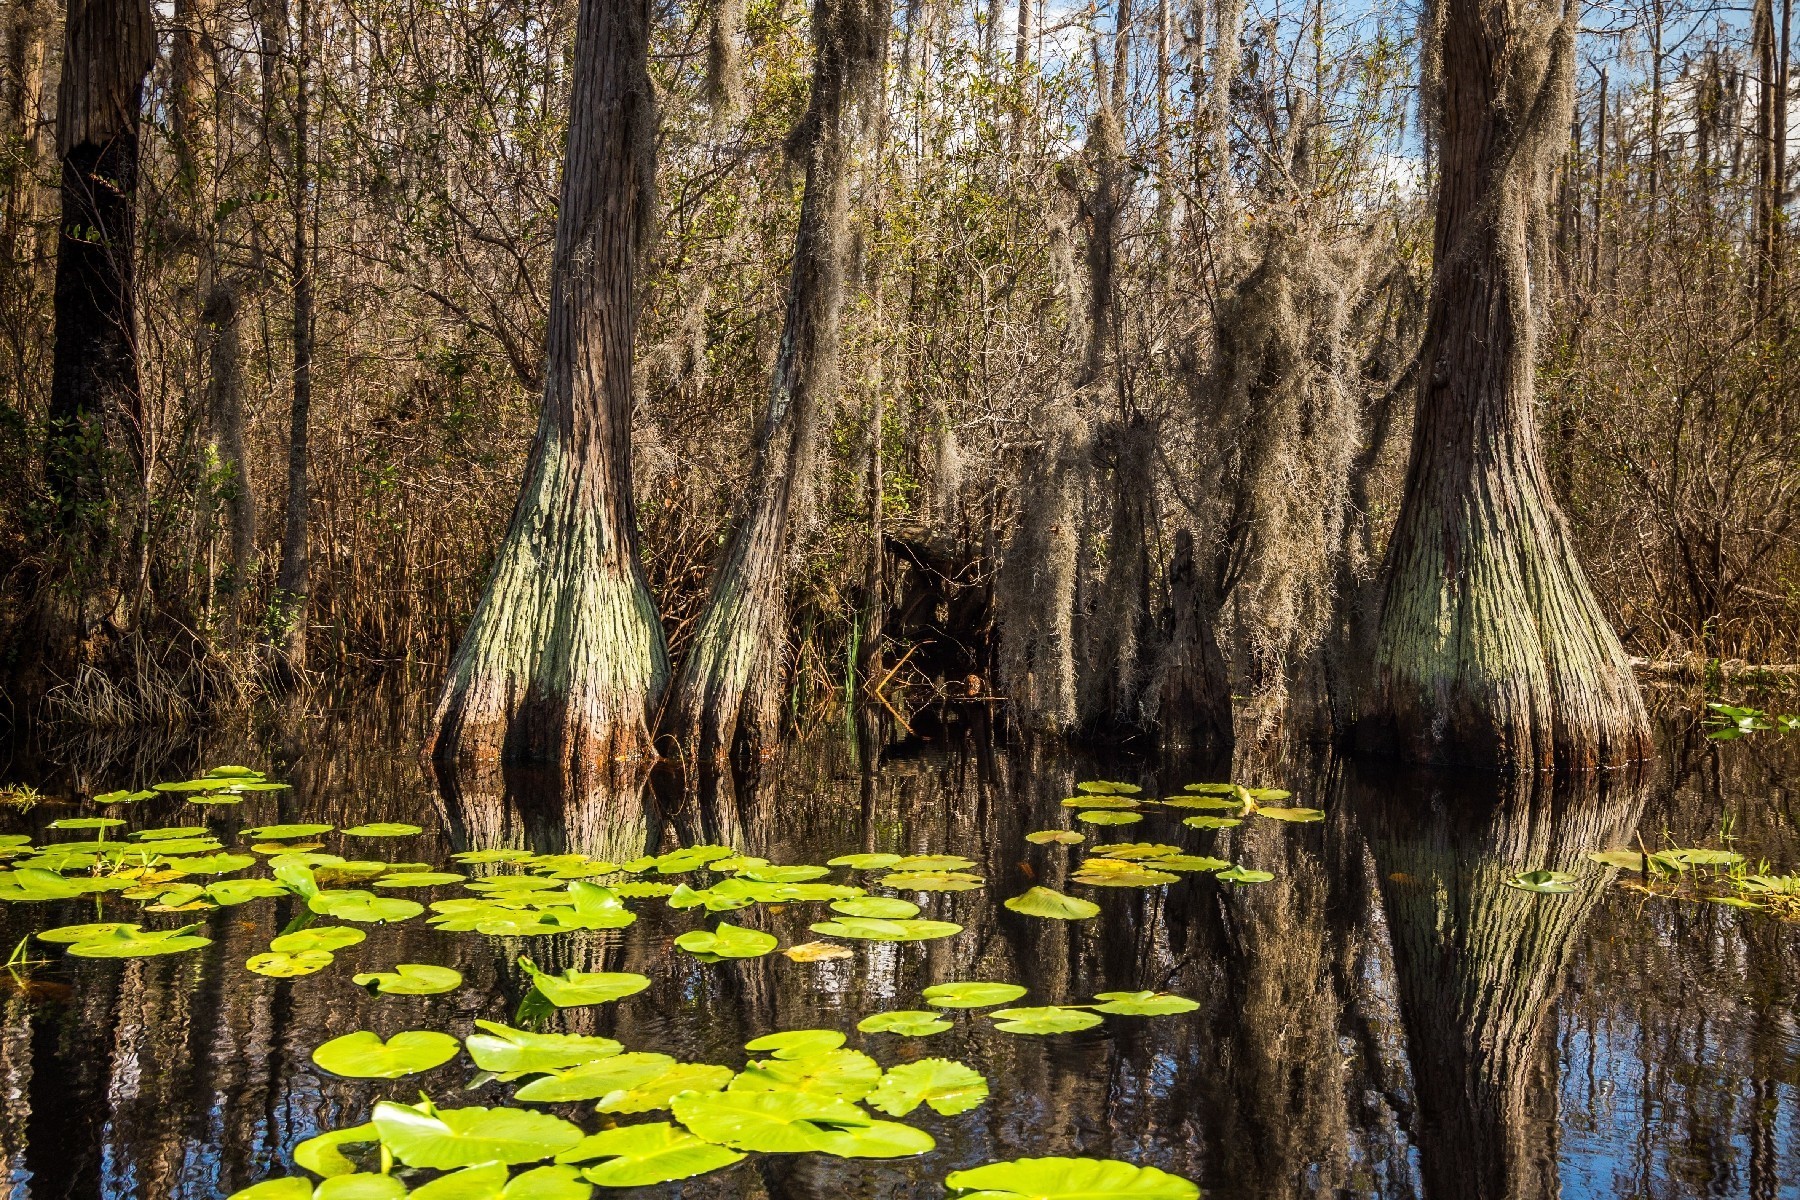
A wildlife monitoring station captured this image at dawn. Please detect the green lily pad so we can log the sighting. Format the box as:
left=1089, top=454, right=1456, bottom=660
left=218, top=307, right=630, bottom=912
left=1025, top=830, right=1085, bottom=844
left=867, top=1057, right=989, bottom=1116
left=809, top=916, right=962, bottom=942
left=372, top=1100, right=584, bottom=1168
left=37, top=921, right=134, bottom=944
left=245, top=824, right=336, bottom=839
left=514, top=1052, right=677, bottom=1103
left=1257, top=806, right=1324, bottom=823
left=890, top=854, right=978, bottom=871
left=375, top=871, right=467, bottom=888
left=1072, top=862, right=1179, bottom=887
left=1077, top=811, right=1143, bottom=826
left=1004, top=886, right=1100, bottom=919
left=518, top=957, right=649, bottom=1006
left=408, top=1162, right=590, bottom=1199
left=1164, top=796, right=1242, bottom=812
left=556, top=1122, right=745, bottom=1186
left=593, top=1062, right=735, bottom=1114
left=944, top=1156, right=1199, bottom=1199
left=272, top=926, right=366, bottom=953
left=354, top=963, right=463, bottom=995
left=1091, top=990, right=1200, bottom=1015
left=921, top=980, right=1028, bottom=1008
left=208, top=878, right=291, bottom=905
left=49, top=817, right=125, bottom=832
left=667, top=1090, right=928, bottom=1157
left=1181, top=815, right=1243, bottom=829
left=1061, top=795, right=1140, bottom=810
left=312, top=1030, right=461, bottom=1078
left=66, top=923, right=213, bottom=958
left=1659, top=848, right=1745, bottom=867
left=294, top=1123, right=378, bottom=1177
left=247, top=949, right=335, bottom=977
left=1503, top=869, right=1577, bottom=893
left=735, top=864, right=832, bottom=884
left=1215, top=866, right=1274, bottom=885
left=990, top=1006, right=1103, bottom=1035
left=94, top=789, right=157, bottom=805
left=857, top=1010, right=953, bottom=1036
left=673, top=921, right=777, bottom=959
left=1077, top=781, right=1142, bottom=795
left=1586, top=849, right=1646, bottom=869
left=227, top=1181, right=313, bottom=1199
left=826, top=853, right=903, bottom=870
left=308, top=890, right=424, bottom=923
left=743, top=1029, right=846, bottom=1058
left=879, top=870, right=985, bottom=891
left=465, top=1020, right=623, bottom=1075
left=829, top=895, right=920, bottom=918
left=314, top=1173, right=406, bottom=1199
left=452, top=848, right=534, bottom=864
left=160, top=851, right=256, bottom=874
left=729, top=1048, right=882, bottom=1101
left=341, top=823, right=422, bottom=837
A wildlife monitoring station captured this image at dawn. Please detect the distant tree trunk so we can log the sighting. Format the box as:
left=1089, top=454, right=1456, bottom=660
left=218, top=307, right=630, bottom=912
left=660, top=0, right=885, bottom=793
left=429, top=0, right=668, bottom=776
left=1756, top=0, right=1777, bottom=315
left=42, top=0, right=155, bottom=640
left=1363, top=0, right=1650, bottom=771
left=271, top=0, right=315, bottom=674
left=1152, top=528, right=1232, bottom=750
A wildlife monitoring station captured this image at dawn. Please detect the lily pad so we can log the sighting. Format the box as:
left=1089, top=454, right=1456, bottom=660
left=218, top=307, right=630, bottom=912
left=830, top=895, right=920, bottom=918
left=744, top=1029, right=846, bottom=1058
left=248, top=949, right=335, bottom=977
left=49, top=817, right=125, bottom=832
left=1503, top=869, right=1577, bottom=894
left=1586, top=849, right=1646, bottom=870
left=1257, top=806, right=1324, bottom=823
left=245, top=824, right=336, bottom=840
left=989, top=1006, right=1103, bottom=1035
left=315, top=1173, right=406, bottom=1199
left=878, top=871, right=985, bottom=891
left=311, top=1030, right=461, bottom=1078
left=1077, top=811, right=1143, bottom=826
left=1004, top=886, right=1100, bottom=920
left=465, top=1021, right=623, bottom=1075
left=372, top=1100, right=584, bottom=1168
left=514, top=1052, right=677, bottom=1103
left=669, top=1090, right=929, bottom=1158
left=867, top=1057, right=989, bottom=1116
left=272, top=926, right=366, bottom=953
left=36, top=921, right=134, bottom=944
left=731, top=1048, right=882, bottom=1101
left=1072, top=863, right=1179, bottom=887
left=375, top=871, right=467, bottom=888
left=66, top=923, right=213, bottom=958
left=856, top=1010, right=952, bottom=1036
left=1061, top=795, right=1140, bottom=810
left=411, top=1163, right=591, bottom=1200
left=556, top=1122, right=745, bottom=1186
left=782, top=940, right=854, bottom=962
left=519, top=957, right=649, bottom=1006
left=208, top=878, right=291, bottom=905
left=809, top=916, right=962, bottom=942
left=294, top=1123, right=378, bottom=1177
left=227, top=1181, right=313, bottom=1199
left=354, top=963, right=463, bottom=995
left=1077, top=781, right=1142, bottom=795
left=341, top=823, right=422, bottom=837
left=1163, top=795, right=1240, bottom=811
left=944, top=1156, right=1199, bottom=1199
left=922, top=980, right=1028, bottom=1008
left=593, top=1062, right=735, bottom=1114
left=1025, top=830, right=1085, bottom=845
left=1091, top=990, right=1200, bottom=1015
left=673, top=922, right=777, bottom=959
left=308, top=890, right=424, bottom=923
left=826, top=853, right=903, bottom=870
left=1181, top=815, right=1243, bottom=829
left=890, top=854, right=978, bottom=871
left=1215, top=866, right=1274, bottom=885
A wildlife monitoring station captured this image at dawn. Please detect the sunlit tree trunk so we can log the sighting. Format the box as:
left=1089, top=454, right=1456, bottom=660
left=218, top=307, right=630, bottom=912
left=271, top=0, right=315, bottom=674
left=661, top=0, right=885, bottom=800
left=429, top=0, right=668, bottom=777
left=41, top=0, right=155, bottom=642
left=1364, top=0, right=1650, bottom=770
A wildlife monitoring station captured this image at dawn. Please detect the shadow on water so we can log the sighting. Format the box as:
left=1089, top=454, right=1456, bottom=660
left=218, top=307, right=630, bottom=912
left=0, top=694, right=1796, bottom=1198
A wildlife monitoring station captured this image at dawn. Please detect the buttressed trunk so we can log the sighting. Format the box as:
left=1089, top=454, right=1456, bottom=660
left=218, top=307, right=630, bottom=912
left=429, top=0, right=668, bottom=779
left=1365, top=0, right=1649, bottom=770
left=43, top=0, right=155, bottom=629
left=661, top=0, right=885, bottom=795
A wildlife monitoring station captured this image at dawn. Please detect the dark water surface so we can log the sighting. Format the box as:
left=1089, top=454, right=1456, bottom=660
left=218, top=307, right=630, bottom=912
left=1, top=695, right=1798, bottom=1199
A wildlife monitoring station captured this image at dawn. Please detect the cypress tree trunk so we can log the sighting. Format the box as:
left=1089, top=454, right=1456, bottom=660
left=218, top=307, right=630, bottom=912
left=1363, top=0, right=1650, bottom=771
left=429, top=0, right=668, bottom=777
left=660, top=0, right=885, bottom=794
left=42, top=0, right=155, bottom=635
left=272, top=0, right=314, bottom=674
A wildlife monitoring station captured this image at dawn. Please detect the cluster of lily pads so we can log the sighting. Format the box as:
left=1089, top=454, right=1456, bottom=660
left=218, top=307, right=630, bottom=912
left=1588, top=843, right=1800, bottom=918
left=1705, top=701, right=1799, bottom=740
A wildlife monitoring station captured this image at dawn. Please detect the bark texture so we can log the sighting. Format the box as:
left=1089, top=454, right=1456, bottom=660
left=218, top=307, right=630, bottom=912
left=661, top=0, right=884, bottom=791
left=1364, top=0, right=1650, bottom=770
left=430, top=0, right=668, bottom=777
left=43, top=0, right=155, bottom=627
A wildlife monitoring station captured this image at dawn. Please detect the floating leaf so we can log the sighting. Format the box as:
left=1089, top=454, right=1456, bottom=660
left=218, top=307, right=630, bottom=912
left=1061, top=795, right=1140, bottom=810
left=49, top=817, right=125, bottom=832
left=890, top=854, right=977, bottom=872
left=826, top=853, right=902, bottom=870
left=593, top=1062, right=734, bottom=1114
left=314, top=1173, right=406, bottom=1199
left=452, top=848, right=534, bottom=864
left=856, top=1010, right=952, bottom=1036
left=867, top=1058, right=989, bottom=1116
left=514, top=1052, right=676, bottom=1103
left=944, top=1156, right=1199, bottom=1199
left=1004, top=886, right=1099, bottom=920
left=66, top=923, right=212, bottom=958
left=989, top=1006, right=1102, bottom=1035
left=272, top=926, right=365, bottom=953
left=246, top=824, right=336, bottom=840
left=375, top=871, right=467, bottom=888
left=1180, top=815, right=1243, bottom=829
left=1215, top=866, right=1274, bottom=885
left=731, top=1048, right=882, bottom=1101
left=667, top=1090, right=925, bottom=1157
left=809, top=916, right=962, bottom=942
left=1503, top=869, right=1576, bottom=894
left=248, top=949, right=334, bottom=977
left=782, top=940, right=853, bottom=962
left=830, top=895, right=920, bottom=918
left=1659, top=848, right=1745, bottom=868
left=354, top=963, right=463, bottom=995
left=208, top=878, right=291, bottom=905
left=674, top=921, right=777, bottom=959
left=1091, top=990, right=1199, bottom=1016
left=36, top=922, right=133, bottom=944
left=1586, top=849, right=1645, bottom=870
left=227, top=1180, right=313, bottom=1199
left=311, top=1030, right=460, bottom=1078
left=372, top=1100, right=584, bottom=1169
left=294, top=1123, right=377, bottom=1177
left=1025, top=830, right=1085, bottom=845
left=465, top=1021, right=623, bottom=1075
left=1072, top=860, right=1178, bottom=887
left=744, top=1028, right=846, bottom=1057
left=735, top=864, right=832, bottom=884
left=1163, top=795, right=1240, bottom=811
left=1257, top=807, right=1324, bottom=823
left=308, top=890, right=424, bottom=923
left=922, top=980, right=1028, bottom=1008
left=556, top=1122, right=744, bottom=1186
left=651, top=845, right=735, bottom=874
left=879, top=871, right=985, bottom=891
left=161, top=851, right=256, bottom=874
left=1077, top=811, right=1142, bottom=827
left=519, top=957, right=649, bottom=1006
left=1077, top=781, right=1142, bottom=795
left=341, top=823, right=422, bottom=838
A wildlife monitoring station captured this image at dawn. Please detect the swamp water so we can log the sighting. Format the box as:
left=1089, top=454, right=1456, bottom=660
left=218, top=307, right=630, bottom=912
left=0, top=699, right=1796, bottom=1199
